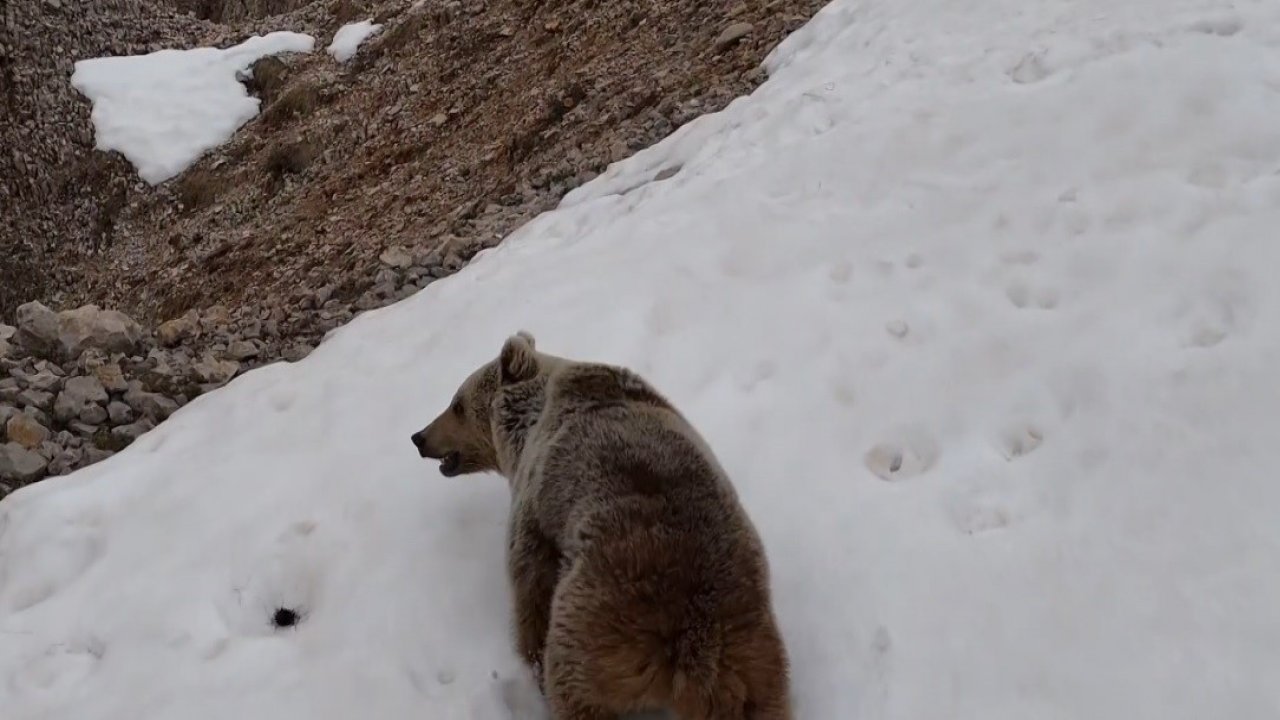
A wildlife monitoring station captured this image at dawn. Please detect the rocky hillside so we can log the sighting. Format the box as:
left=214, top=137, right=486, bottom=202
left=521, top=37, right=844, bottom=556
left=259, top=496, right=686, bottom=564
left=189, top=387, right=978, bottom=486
left=0, top=0, right=824, bottom=493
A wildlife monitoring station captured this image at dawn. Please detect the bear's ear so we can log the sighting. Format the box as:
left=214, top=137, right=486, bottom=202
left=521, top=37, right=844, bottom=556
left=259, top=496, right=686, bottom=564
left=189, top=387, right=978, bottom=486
left=499, top=332, right=538, bottom=384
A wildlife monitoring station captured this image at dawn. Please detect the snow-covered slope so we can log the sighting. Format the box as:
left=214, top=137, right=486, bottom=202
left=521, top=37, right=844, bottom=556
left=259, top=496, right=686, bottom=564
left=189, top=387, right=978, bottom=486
left=71, top=32, right=315, bottom=185
left=7, top=0, right=1280, bottom=717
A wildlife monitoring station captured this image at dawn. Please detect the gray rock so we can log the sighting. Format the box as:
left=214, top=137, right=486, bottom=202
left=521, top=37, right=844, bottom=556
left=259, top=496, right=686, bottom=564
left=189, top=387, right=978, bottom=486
left=111, top=418, right=155, bottom=443
left=0, top=442, right=48, bottom=484
left=37, top=441, right=61, bottom=461
left=0, top=403, right=17, bottom=431
left=0, top=338, right=12, bottom=360
left=68, top=421, right=99, bottom=437
left=156, top=311, right=200, bottom=347
left=56, top=305, right=144, bottom=358
left=107, top=401, right=134, bottom=424
left=0, top=324, right=14, bottom=342
left=84, top=446, right=114, bottom=464
left=93, top=362, right=128, bottom=394
left=14, top=301, right=60, bottom=357
left=5, top=413, right=49, bottom=449
left=22, top=406, right=52, bottom=427
left=380, top=245, right=414, bottom=269
left=80, top=403, right=108, bottom=425
left=283, top=343, right=313, bottom=362
left=123, top=385, right=179, bottom=421
left=54, top=375, right=109, bottom=423
left=712, top=22, right=753, bottom=53
left=63, top=375, right=108, bottom=405
left=21, top=368, right=64, bottom=393
left=192, top=354, right=239, bottom=385
left=227, top=340, right=259, bottom=361
left=200, top=306, right=231, bottom=333
left=47, top=446, right=83, bottom=476
left=17, top=389, right=53, bottom=412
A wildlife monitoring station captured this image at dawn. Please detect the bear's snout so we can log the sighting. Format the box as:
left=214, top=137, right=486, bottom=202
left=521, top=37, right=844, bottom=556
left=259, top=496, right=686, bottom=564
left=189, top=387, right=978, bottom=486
left=410, top=430, right=431, bottom=458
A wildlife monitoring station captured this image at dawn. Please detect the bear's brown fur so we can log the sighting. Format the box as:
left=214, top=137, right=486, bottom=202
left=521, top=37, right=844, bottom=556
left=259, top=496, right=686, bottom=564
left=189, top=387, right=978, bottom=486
left=411, top=332, right=791, bottom=720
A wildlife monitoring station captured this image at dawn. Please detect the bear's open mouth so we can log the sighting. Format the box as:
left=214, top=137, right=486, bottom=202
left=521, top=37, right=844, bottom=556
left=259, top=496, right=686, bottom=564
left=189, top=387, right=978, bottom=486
left=439, top=451, right=462, bottom=477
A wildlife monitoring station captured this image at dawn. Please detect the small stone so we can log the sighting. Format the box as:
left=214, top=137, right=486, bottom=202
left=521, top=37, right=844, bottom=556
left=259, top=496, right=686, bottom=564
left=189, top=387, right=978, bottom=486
left=283, top=344, right=313, bottom=362
left=68, top=421, right=100, bottom=437
left=84, top=446, right=115, bottom=464
left=654, top=166, right=681, bottom=182
left=17, top=389, right=53, bottom=412
left=107, top=401, right=134, bottom=425
left=313, top=285, right=335, bottom=306
left=80, top=404, right=109, bottom=425
left=712, top=22, right=753, bottom=53
left=192, top=354, right=239, bottom=385
left=93, top=363, right=128, bottom=393
left=22, top=407, right=52, bottom=428
left=0, top=324, right=14, bottom=342
left=5, top=413, right=49, bottom=449
left=111, top=419, right=155, bottom=443
left=201, top=306, right=231, bottom=332
left=157, top=311, right=200, bottom=347
left=227, top=340, right=259, bottom=361
left=886, top=320, right=909, bottom=338
left=430, top=113, right=448, bottom=126
left=0, top=338, right=12, bottom=360
left=21, top=368, right=63, bottom=393
left=123, top=385, right=179, bottom=421
left=48, top=447, right=83, bottom=476
left=0, top=442, right=48, bottom=483
left=63, top=375, right=109, bottom=405
left=379, top=245, right=414, bottom=269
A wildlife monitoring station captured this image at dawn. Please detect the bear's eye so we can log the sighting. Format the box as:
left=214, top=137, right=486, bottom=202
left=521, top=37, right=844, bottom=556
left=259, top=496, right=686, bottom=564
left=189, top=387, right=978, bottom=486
left=452, top=399, right=464, bottom=416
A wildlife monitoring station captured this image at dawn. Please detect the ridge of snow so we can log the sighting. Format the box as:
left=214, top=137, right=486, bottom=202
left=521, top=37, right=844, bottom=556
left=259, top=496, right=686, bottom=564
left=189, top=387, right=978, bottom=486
left=328, top=20, right=382, bottom=63
left=70, top=31, right=315, bottom=185
left=9, top=0, right=1280, bottom=718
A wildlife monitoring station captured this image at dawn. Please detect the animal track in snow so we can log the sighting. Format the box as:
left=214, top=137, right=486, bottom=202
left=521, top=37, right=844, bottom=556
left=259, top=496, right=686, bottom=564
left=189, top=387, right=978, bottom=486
left=1186, top=14, right=1243, bottom=37
left=952, top=502, right=1012, bottom=536
left=864, top=430, right=939, bottom=482
left=8, top=635, right=105, bottom=697
left=4, top=512, right=105, bottom=613
left=1005, top=280, right=1059, bottom=310
left=995, top=423, right=1044, bottom=461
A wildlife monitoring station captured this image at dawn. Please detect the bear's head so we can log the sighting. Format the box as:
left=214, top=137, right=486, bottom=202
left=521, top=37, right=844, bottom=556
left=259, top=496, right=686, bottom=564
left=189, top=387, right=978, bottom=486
left=410, top=331, right=539, bottom=477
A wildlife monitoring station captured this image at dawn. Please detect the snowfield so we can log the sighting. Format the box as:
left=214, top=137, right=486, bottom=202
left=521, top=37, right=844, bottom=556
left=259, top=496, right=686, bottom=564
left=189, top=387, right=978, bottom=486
left=71, top=32, right=315, bottom=185
left=7, top=0, right=1280, bottom=718
left=328, top=20, right=382, bottom=63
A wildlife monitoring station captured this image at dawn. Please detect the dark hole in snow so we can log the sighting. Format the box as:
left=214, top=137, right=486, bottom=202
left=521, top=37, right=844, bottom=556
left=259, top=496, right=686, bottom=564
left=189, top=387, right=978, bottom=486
left=273, top=607, right=300, bottom=628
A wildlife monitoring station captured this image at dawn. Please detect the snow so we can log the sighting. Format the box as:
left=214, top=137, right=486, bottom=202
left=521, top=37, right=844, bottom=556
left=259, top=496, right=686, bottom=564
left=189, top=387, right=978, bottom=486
left=70, top=32, right=315, bottom=185
left=328, top=20, right=382, bottom=63
left=8, top=0, right=1280, bottom=717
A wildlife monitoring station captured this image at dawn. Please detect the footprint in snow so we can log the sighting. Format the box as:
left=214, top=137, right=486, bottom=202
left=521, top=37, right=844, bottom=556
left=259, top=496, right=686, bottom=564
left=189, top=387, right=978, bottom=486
left=864, top=429, right=939, bottom=482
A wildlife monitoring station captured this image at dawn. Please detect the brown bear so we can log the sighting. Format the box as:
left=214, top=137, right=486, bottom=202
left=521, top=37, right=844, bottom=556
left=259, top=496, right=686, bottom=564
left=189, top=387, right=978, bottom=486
left=410, top=332, right=792, bottom=720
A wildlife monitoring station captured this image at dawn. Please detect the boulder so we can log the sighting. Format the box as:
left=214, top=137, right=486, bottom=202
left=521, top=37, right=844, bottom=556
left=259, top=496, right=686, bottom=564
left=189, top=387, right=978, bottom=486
left=0, top=442, right=48, bottom=484
left=13, top=301, right=59, bottom=357
left=5, top=412, right=49, bottom=449
left=156, top=311, right=200, bottom=347
left=192, top=353, right=239, bottom=385
left=107, top=401, right=134, bottom=425
left=17, top=389, right=53, bottom=412
left=111, top=418, right=155, bottom=444
left=93, top=362, right=129, bottom=394
left=123, top=383, right=179, bottom=421
left=54, top=375, right=109, bottom=423
left=56, top=305, right=143, bottom=358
